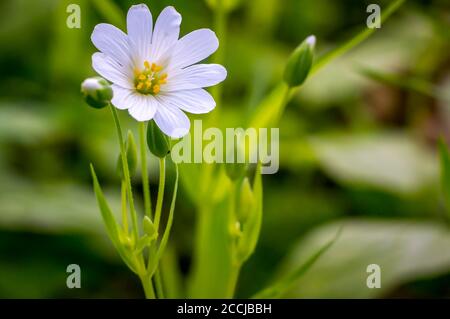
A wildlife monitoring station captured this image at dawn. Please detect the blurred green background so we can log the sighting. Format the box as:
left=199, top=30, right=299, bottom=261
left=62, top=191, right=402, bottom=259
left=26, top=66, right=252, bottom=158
left=1, top=0, right=450, bottom=298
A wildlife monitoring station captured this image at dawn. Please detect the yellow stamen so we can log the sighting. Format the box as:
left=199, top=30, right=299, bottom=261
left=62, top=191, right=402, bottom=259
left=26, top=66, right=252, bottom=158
left=135, top=61, right=166, bottom=95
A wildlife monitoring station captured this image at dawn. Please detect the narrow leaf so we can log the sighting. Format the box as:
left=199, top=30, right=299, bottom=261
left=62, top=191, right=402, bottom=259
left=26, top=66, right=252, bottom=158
left=253, top=227, right=341, bottom=298
left=90, top=164, right=138, bottom=273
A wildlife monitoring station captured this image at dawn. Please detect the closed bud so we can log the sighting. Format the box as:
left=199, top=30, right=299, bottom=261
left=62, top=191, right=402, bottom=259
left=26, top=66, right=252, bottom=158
left=81, top=77, right=113, bottom=109
left=143, top=216, right=157, bottom=239
left=147, top=120, right=171, bottom=158
left=238, top=177, right=255, bottom=223
left=284, top=35, right=315, bottom=87
left=117, top=131, right=138, bottom=179
left=225, top=140, right=248, bottom=181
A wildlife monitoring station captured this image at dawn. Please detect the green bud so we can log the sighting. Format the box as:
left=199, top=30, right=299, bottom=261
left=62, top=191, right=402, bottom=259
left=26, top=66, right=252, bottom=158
left=143, top=216, right=157, bottom=239
left=224, top=142, right=248, bottom=181
left=238, top=177, right=255, bottom=223
left=81, top=77, right=113, bottom=109
left=117, top=131, right=138, bottom=179
left=205, top=0, right=242, bottom=12
left=225, top=161, right=247, bottom=181
left=147, top=120, right=171, bottom=158
left=284, top=35, right=315, bottom=87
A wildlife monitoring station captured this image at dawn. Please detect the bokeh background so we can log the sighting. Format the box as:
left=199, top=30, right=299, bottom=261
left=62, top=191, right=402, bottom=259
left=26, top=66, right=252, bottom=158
left=1, top=0, right=450, bottom=298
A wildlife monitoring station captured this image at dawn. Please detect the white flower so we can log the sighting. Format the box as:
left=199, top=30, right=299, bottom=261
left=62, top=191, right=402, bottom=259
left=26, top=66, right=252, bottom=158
left=91, top=4, right=227, bottom=138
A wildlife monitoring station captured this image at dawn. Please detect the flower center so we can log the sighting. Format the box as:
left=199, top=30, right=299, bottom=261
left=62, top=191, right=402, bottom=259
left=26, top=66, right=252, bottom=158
left=134, top=61, right=167, bottom=95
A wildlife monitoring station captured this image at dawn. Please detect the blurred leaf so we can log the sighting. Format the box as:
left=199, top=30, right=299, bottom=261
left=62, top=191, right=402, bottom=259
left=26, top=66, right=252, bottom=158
left=205, top=0, right=242, bottom=13
left=311, top=133, right=438, bottom=194
left=248, top=84, right=288, bottom=129
left=439, top=139, right=450, bottom=219
left=90, top=0, right=125, bottom=29
left=253, top=227, right=340, bottom=298
left=188, top=171, right=234, bottom=298
left=0, top=104, right=58, bottom=144
left=281, top=219, right=450, bottom=298
left=360, top=67, right=449, bottom=102
left=0, top=176, right=112, bottom=233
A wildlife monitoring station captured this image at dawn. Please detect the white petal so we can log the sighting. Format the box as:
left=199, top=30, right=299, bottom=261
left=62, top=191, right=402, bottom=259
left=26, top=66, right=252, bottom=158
left=91, top=23, right=133, bottom=68
left=153, top=102, right=190, bottom=138
left=150, top=6, right=182, bottom=63
left=168, top=29, right=219, bottom=71
left=160, top=89, right=216, bottom=114
left=111, top=85, right=137, bottom=110
left=92, top=53, right=133, bottom=89
left=127, top=4, right=153, bottom=65
left=128, top=95, right=158, bottom=121
left=163, top=64, right=227, bottom=92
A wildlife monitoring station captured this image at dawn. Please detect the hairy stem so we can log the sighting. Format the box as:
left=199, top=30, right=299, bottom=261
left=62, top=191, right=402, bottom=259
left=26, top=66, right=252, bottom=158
left=139, top=122, right=152, bottom=218
left=110, top=105, right=139, bottom=241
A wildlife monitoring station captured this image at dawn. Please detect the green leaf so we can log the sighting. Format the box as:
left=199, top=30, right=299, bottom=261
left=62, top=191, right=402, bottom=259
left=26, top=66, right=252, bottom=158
left=311, top=133, right=437, bottom=194
left=253, top=227, right=340, bottom=298
left=359, top=67, right=449, bottom=102
left=188, top=171, right=235, bottom=298
left=281, top=220, right=450, bottom=298
left=237, top=164, right=263, bottom=263
left=439, top=139, right=450, bottom=219
left=205, top=0, right=242, bottom=13
left=90, top=164, right=138, bottom=273
left=248, top=84, right=289, bottom=129
left=90, top=0, right=125, bottom=29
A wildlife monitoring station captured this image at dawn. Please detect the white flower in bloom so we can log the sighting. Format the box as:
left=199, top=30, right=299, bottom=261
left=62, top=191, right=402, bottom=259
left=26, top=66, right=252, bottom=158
left=91, top=4, right=227, bottom=137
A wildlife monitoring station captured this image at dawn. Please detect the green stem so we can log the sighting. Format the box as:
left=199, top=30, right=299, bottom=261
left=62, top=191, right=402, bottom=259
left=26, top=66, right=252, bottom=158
left=139, top=275, right=156, bottom=299
left=110, top=105, right=139, bottom=241
left=311, top=0, right=406, bottom=74
left=154, top=270, right=165, bottom=299
left=274, top=85, right=292, bottom=126
left=139, top=122, right=152, bottom=218
left=148, top=164, right=179, bottom=278
left=227, top=181, right=239, bottom=298
left=120, top=180, right=128, bottom=234
left=154, top=158, right=166, bottom=231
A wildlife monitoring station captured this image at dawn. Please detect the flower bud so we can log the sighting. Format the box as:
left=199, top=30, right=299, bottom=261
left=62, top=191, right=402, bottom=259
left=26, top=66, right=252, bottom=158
left=147, top=120, right=171, bottom=158
left=224, top=139, right=249, bottom=181
left=225, top=161, right=247, bottom=181
left=81, top=77, right=113, bottom=109
left=143, top=216, right=157, bottom=239
left=237, top=177, right=255, bottom=223
left=284, top=35, right=315, bottom=87
left=117, top=131, right=138, bottom=179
